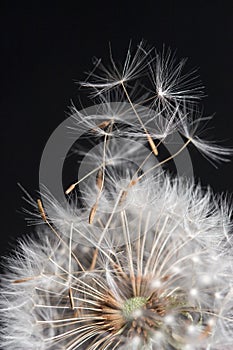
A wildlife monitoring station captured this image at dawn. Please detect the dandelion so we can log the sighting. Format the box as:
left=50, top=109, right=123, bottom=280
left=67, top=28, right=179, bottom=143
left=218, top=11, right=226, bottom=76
left=1, top=178, right=233, bottom=349
left=1, top=42, right=233, bottom=350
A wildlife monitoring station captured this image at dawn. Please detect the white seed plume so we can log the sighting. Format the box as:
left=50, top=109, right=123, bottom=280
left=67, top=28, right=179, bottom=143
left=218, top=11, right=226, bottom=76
left=1, top=42, right=233, bottom=350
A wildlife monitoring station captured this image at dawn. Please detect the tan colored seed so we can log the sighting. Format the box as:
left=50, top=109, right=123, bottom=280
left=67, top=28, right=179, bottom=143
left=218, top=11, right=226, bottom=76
left=37, top=199, right=46, bottom=222
left=65, top=183, right=76, bottom=195
left=68, top=287, right=75, bottom=310
left=89, top=203, right=97, bottom=224
left=147, top=134, right=158, bottom=156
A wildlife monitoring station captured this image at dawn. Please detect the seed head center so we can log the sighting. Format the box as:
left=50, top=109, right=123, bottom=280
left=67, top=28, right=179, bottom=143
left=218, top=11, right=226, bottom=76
left=122, top=296, right=147, bottom=319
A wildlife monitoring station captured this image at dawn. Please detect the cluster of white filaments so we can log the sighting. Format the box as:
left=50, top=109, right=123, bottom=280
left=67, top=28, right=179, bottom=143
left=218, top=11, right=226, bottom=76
left=1, top=42, right=233, bottom=350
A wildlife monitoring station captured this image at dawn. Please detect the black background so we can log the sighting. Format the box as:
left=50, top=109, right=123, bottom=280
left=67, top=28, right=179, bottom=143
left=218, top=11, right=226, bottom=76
left=1, top=1, right=233, bottom=256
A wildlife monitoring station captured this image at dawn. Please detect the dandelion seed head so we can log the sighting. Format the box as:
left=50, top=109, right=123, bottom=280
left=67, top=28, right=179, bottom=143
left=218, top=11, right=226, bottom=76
left=1, top=41, right=233, bottom=350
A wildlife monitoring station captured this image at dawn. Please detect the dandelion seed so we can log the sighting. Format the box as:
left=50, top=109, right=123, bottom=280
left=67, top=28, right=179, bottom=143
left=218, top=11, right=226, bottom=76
left=150, top=47, right=204, bottom=114
left=80, top=40, right=154, bottom=96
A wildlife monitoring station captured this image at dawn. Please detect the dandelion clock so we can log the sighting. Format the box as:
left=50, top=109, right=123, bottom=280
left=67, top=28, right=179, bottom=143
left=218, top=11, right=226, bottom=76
left=1, top=42, right=233, bottom=350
